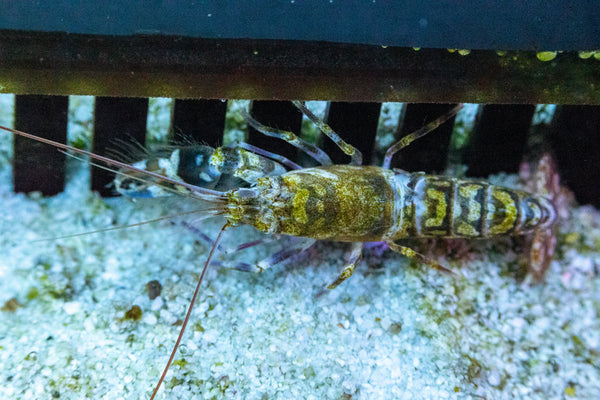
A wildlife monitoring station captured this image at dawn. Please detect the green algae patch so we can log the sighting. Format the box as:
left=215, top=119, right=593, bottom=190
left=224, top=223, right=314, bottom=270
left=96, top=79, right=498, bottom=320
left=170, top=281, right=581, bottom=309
left=124, top=305, right=143, bottom=321
left=1, top=297, right=21, bottom=312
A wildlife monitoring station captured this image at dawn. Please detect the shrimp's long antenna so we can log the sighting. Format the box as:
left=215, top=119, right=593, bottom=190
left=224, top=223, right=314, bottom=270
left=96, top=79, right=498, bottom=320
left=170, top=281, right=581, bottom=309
left=150, top=222, right=229, bottom=400
left=33, top=208, right=222, bottom=242
left=0, top=125, right=224, bottom=198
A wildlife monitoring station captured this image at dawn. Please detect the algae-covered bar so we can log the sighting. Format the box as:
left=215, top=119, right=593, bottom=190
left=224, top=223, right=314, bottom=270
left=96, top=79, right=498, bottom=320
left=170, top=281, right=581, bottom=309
left=0, top=1, right=599, bottom=104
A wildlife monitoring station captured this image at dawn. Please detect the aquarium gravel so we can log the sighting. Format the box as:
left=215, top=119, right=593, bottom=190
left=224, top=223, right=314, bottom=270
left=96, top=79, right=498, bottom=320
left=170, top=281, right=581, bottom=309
left=1, top=102, right=599, bottom=400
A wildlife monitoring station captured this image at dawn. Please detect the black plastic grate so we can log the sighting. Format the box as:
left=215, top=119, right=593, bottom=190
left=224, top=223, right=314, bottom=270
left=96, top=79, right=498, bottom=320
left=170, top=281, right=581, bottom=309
left=8, top=96, right=600, bottom=208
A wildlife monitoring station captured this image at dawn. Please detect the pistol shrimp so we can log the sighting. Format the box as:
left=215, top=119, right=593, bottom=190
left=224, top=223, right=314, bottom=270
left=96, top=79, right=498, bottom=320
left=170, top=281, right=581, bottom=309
left=0, top=102, right=561, bottom=399
left=111, top=140, right=295, bottom=198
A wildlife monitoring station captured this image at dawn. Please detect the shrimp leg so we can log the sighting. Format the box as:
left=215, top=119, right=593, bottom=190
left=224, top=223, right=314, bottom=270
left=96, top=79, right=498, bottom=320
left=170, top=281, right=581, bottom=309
left=386, top=242, right=456, bottom=275
left=241, top=108, right=333, bottom=165
left=292, top=100, right=363, bottom=165
left=221, top=237, right=316, bottom=273
left=327, top=242, right=364, bottom=289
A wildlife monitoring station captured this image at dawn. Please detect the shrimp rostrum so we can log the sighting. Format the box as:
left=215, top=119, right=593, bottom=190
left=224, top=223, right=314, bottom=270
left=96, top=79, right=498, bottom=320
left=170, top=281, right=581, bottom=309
left=0, top=101, right=558, bottom=399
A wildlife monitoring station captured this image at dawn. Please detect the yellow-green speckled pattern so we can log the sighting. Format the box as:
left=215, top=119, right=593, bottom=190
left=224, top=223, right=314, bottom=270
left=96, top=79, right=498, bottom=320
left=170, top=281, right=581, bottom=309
left=226, top=165, right=554, bottom=242
left=230, top=165, right=397, bottom=241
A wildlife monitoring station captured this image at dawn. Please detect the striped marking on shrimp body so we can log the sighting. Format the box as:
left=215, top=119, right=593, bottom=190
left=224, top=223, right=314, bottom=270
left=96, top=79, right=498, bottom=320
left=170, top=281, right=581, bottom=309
left=454, top=183, right=483, bottom=237
left=488, top=188, right=519, bottom=235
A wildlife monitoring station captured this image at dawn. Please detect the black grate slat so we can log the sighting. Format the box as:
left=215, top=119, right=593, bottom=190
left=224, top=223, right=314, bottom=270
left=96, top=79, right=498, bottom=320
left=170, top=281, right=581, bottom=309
left=323, top=102, right=381, bottom=166
left=13, top=95, right=68, bottom=195
left=463, top=104, right=535, bottom=177
left=391, top=103, right=458, bottom=173
left=248, top=101, right=303, bottom=164
left=550, top=105, right=600, bottom=208
left=92, top=97, right=148, bottom=196
left=171, top=99, right=227, bottom=148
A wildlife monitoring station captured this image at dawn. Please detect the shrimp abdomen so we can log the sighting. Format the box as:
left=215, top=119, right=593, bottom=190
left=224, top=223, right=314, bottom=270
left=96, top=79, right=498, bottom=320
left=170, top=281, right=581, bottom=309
left=401, top=174, right=555, bottom=239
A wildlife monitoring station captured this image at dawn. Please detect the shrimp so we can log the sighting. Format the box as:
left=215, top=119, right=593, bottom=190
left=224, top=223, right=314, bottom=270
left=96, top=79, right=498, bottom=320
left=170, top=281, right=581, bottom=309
left=0, top=102, right=558, bottom=399
left=112, top=143, right=288, bottom=197
left=111, top=106, right=333, bottom=198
